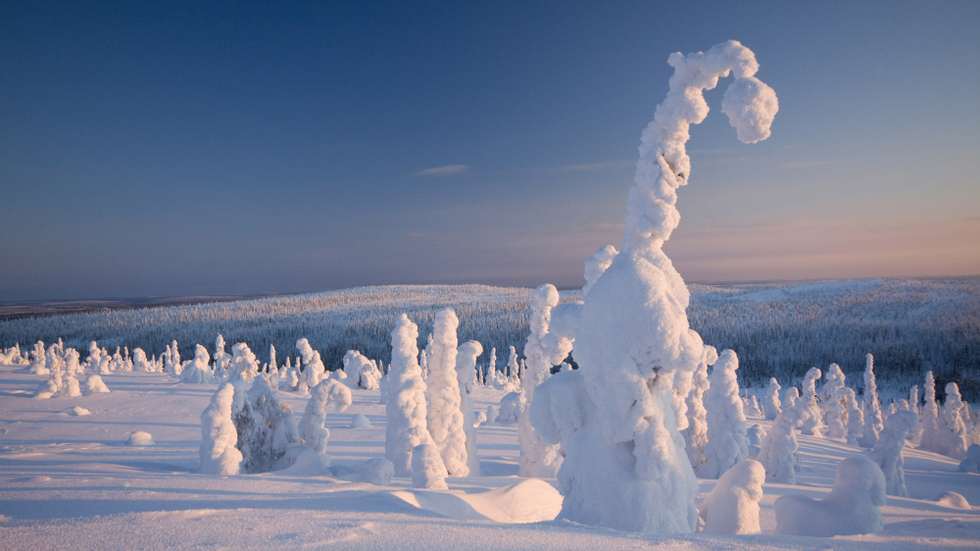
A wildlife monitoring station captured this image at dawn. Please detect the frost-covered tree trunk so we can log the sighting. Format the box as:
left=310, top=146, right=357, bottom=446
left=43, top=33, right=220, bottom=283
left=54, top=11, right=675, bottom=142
left=531, top=40, right=778, bottom=534
left=699, top=350, right=750, bottom=478
left=200, top=383, right=243, bottom=476
left=385, top=314, right=434, bottom=476
left=763, top=377, right=781, bottom=420
left=425, top=308, right=468, bottom=476
left=797, top=367, right=825, bottom=437
left=859, top=353, right=884, bottom=448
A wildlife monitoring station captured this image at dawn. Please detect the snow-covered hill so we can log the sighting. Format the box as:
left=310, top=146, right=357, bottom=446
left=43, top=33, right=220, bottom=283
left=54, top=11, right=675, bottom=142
left=1, top=278, right=977, bottom=391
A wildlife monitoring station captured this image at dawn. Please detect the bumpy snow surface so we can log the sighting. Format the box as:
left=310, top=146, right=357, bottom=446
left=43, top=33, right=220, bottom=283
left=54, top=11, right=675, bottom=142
left=0, top=365, right=978, bottom=550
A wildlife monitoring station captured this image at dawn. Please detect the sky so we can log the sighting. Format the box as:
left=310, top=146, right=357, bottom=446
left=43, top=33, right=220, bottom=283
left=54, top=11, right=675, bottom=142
left=2, top=1, right=979, bottom=301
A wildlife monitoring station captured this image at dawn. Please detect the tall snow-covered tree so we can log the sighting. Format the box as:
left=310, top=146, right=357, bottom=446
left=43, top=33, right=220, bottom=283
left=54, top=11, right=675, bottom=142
left=425, top=308, right=468, bottom=476
left=758, top=387, right=801, bottom=483
left=859, top=353, right=884, bottom=448
left=385, top=314, right=433, bottom=476
left=684, top=345, right=716, bottom=469
left=457, top=339, right=483, bottom=475
left=821, top=363, right=848, bottom=440
left=797, top=367, right=825, bottom=437
left=942, top=382, right=970, bottom=459
left=918, top=371, right=944, bottom=454
left=868, top=409, right=917, bottom=497
left=699, top=349, right=750, bottom=478
left=763, top=377, right=782, bottom=420
left=530, top=40, right=778, bottom=533
left=296, top=338, right=325, bottom=394
left=519, top=284, right=569, bottom=478
left=199, top=383, right=243, bottom=476
left=181, top=344, right=215, bottom=384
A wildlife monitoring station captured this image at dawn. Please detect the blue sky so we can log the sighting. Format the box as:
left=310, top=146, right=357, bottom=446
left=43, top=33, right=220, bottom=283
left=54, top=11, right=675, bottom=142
left=2, top=1, right=979, bottom=300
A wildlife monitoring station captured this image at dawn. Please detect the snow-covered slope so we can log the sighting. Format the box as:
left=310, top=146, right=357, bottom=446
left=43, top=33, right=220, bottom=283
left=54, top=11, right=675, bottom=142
left=0, top=366, right=977, bottom=550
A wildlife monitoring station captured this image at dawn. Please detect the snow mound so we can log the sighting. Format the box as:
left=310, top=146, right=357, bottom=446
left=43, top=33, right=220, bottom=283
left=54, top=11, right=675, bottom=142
left=391, top=478, right=562, bottom=524
left=350, top=414, right=372, bottom=429
left=66, top=406, right=91, bottom=416
left=936, top=491, right=971, bottom=510
left=126, top=431, right=154, bottom=446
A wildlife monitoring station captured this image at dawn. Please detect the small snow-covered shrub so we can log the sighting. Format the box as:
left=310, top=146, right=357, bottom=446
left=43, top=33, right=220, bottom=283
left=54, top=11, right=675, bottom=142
left=296, top=338, right=326, bottom=394
left=495, top=391, right=524, bottom=424
left=412, top=443, right=448, bottom=490
left=84, top=374, right=110, bottom=394
left=66, top=406, right=91, bottom=416
left=127, top=431, right=154, bottom=446
left=959, top=444, right=980, bottom=473
left=775, top=455, right=886, bottom=536
left=701, top=459, right=765, bottom=535
left=343, top=350, right=381, bottom=390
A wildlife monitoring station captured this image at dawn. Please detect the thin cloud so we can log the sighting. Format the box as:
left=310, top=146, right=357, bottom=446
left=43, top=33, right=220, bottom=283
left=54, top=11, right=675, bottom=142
left=415, top=164, right=469, bottom=177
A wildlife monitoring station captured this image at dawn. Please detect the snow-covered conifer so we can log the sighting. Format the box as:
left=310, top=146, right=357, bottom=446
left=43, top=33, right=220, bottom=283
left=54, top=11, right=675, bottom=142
left=181, top=345, right=215, bottom=384
left=296, top=338, right=325, bottom=394
left=529, top=40, right=777, bottom=534
left=942, top=382, right=970, bottom=459
left=486, top=347, right=497, bottom=387
left=868, top=409, right=917, bottom=497
left=228, top=342, right=259, bottom=384
left=385, top=314, right=433, bottom=476
left=918, top=371, right=945, bottom=454
left=859, top=353, right=884, bottom=448
left=844, top=387, right=865, bottom=445
left=30, top=341, right=48, bottom=375
left=822, top=363, right=848, bottom=440
left=684, top=345, right=715, bottom=469
left=299, top=379, right=352, bottom=468
left=759, top=387, right=800, bottom=483
left=133, top=347, right=151, bottom=373
left=797, top=367, right=825, bottom=437
left=699, top=349, right=749, bottom=479
left=199, top=383, right=243, bottom=476
left=519, top=284, right=568, bottom=478
left=234, top=376, right=301, bottom=473
left=425, top=308, right=468, bottom=476
left=84, top=374, right=110, bottom=394
left=763, top=377, right=781, bottom=420
left=457, top=339, right=483, bottom=475
left=342, top=350, right=381, bottom=390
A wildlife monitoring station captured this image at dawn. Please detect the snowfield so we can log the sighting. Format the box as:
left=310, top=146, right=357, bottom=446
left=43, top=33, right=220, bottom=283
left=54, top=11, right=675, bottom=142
left=0, top=367, right=977, bottom=550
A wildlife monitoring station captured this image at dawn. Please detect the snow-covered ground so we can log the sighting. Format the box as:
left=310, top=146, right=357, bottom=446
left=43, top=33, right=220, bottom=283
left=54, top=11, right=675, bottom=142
left=0, top=366, right=977, bottom=550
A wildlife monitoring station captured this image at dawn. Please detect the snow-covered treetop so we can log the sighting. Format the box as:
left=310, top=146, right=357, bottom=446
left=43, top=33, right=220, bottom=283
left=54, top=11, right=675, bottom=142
left=626, top=40, right=778, bottom=251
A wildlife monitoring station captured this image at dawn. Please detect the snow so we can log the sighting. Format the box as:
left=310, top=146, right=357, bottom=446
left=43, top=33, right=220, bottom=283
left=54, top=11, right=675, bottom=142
left=199, top=383, right=243, bottom=475
left=775, top=455, right=887, bottom=536
left=701, top=459, right=765, bottom=535
left=0, top=365, right=979, bottom=549
left=699, top=349, right=749, bottom=478
left=126, top=430, right=154, bottom=446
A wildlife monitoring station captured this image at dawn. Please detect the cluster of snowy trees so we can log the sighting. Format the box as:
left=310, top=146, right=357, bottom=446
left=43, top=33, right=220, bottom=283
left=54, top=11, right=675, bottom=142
left=3, top=277, right=977, bottom=400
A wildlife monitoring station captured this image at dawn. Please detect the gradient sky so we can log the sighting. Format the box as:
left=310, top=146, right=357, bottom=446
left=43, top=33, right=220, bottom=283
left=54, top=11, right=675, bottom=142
left=2, top=1, right=979, bottom=301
